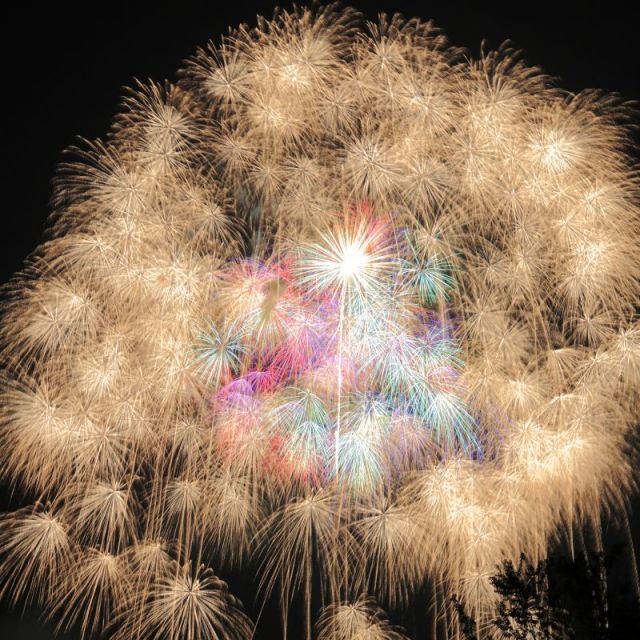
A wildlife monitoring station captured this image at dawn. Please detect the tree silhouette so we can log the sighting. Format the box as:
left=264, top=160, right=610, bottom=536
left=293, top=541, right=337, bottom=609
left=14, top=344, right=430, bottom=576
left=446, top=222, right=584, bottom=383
left=454, top=546, right=640, bottom=639
left=489, top=555, right=568, bottom=639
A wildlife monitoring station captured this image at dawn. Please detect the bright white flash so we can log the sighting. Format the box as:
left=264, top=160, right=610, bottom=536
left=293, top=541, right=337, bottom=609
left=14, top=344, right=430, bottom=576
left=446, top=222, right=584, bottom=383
left=339, top=244, right=369, bottom=279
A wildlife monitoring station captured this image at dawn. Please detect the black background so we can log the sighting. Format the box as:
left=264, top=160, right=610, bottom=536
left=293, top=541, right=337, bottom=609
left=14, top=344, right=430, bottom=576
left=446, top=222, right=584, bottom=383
left=0, top=1, right=639, bottom=638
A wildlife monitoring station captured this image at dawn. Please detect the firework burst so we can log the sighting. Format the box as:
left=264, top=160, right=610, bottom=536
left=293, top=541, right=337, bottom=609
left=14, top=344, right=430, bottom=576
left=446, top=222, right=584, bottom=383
left=1, top=4, right=639, bottom=640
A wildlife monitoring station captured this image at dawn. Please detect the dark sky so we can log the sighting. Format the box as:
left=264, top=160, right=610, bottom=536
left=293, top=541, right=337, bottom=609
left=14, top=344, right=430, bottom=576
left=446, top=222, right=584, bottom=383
left=0, top=1, right=638, bottom=638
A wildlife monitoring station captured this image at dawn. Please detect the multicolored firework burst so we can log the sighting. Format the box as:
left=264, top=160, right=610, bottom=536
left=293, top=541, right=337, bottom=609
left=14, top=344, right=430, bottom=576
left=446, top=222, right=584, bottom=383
left=202, top=209, right=476, bottom=493
left=1, top=4, right=640, bottom=640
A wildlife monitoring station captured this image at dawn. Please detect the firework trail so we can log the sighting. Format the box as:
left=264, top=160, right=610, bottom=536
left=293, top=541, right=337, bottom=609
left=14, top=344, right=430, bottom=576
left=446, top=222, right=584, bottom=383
left=1, top=4, right=639, bottom=639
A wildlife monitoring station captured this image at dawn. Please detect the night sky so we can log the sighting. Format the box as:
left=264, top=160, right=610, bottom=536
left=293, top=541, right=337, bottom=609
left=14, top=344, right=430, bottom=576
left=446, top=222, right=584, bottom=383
left=1, top=2, right=638, bottom=638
